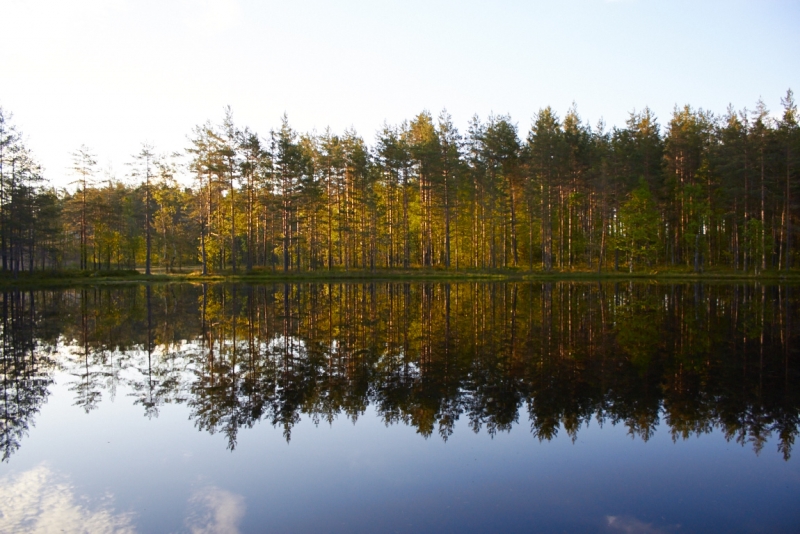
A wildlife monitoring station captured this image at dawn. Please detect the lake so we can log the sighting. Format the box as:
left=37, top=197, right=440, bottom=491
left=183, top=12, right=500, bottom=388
left=0, top=282, right=798, bottom=533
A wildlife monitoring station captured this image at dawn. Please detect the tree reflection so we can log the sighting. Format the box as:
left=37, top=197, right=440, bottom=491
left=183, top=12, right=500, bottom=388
left=0, top=291, right=54, bottom=460
left=1, top=281, right=799, bottom=460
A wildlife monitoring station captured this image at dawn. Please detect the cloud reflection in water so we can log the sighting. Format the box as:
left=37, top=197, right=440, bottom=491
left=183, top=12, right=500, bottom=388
left=0, top=465, right=135, bottom=533
left=606, top=515, right=680, bottom=533
left=185, top=486, right=246, bottom=534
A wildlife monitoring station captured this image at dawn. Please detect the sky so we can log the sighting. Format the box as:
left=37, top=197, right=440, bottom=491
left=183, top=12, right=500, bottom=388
left=2, top=0, right=799, bottom=187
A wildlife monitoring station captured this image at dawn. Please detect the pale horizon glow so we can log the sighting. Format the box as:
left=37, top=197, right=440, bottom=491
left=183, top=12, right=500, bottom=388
left=2, top=0, right=799, bottom=188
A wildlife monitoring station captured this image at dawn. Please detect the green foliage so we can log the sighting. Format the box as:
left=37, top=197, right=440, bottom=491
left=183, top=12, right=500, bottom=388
left=617, top=180, right=660, bottom=271
left=1, top=92, right=799, bottom=274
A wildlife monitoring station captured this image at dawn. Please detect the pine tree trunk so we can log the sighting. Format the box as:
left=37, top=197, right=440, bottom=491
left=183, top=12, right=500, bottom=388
left=145, top=174, right=151, bottom=276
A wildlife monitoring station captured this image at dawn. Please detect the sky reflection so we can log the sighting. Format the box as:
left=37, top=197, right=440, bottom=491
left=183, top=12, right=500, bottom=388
left=0, top=465, right=135, bottom=534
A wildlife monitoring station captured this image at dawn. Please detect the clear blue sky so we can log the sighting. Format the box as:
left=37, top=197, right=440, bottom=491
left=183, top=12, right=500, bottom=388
left=2, top=0, right=798, bottom=186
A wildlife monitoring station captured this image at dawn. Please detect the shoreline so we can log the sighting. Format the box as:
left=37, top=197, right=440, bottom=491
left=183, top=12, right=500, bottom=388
left=2, top=268, right=800, bottom=287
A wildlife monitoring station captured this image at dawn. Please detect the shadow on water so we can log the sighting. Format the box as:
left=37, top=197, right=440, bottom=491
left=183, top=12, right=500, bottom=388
left=1, top=281, right=798, bottom=459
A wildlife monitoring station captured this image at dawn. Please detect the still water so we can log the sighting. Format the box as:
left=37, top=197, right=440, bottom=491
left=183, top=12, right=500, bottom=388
left=0, top=282, right=798, bottom=533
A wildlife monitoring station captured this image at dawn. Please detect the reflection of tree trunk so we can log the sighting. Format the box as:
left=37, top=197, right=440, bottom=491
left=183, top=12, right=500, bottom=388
left=201, top=283, right=207, bottom=343
left=283, top=283, right=290, bottom=366
left=232, top=285, right=237, bottom=405
left=760, top=285, right=765, bottom=404
left=247, top=286, right=255, bottom=381
left=146, top=285, right=153, bottom=407
left=786, top=286, right=791, bottom=394
left=444, top=283, right=450, bottom=357
left=510, top=284, right=517, bottom=362
left=82, top=289, right=89, bottom=408
left=760, top=146, right=766, bottom=272
left=542, top=282, right=552, bottom=360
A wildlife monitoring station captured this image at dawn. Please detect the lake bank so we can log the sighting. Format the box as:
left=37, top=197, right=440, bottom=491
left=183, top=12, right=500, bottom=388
left=3, top=267, right=800, bottom=287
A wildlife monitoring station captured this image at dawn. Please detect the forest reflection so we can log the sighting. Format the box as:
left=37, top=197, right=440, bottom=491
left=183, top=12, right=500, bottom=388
left=1, top=282, right=798, bottom=460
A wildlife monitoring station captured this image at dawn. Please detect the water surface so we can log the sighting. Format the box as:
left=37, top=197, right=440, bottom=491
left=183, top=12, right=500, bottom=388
left=1, top=282, right=798, bottom=532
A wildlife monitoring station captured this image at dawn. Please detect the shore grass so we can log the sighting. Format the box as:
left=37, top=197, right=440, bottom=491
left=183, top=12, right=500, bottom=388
left=3, top=266, right=800, bottom=287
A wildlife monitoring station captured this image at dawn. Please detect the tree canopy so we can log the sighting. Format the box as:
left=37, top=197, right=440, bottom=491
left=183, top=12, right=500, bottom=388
left=1, top=92, right=798, bottom=274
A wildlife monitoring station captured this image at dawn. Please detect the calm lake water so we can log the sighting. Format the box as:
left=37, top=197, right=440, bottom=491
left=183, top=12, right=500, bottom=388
left=0, top=282, right=798, bottom=533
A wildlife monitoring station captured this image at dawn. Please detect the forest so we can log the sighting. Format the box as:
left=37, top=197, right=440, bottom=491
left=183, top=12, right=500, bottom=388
left=1, top=90, right=798, bottom=275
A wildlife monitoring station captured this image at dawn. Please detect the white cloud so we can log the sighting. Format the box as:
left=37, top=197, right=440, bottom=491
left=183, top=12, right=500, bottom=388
left=0, top=465, right=136, bottom=534
left=185, top=486, right=246, bottom=534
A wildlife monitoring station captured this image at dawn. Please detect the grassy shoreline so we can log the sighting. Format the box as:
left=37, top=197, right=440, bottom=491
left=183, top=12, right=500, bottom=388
left=3, top=267, right=800, bottom=287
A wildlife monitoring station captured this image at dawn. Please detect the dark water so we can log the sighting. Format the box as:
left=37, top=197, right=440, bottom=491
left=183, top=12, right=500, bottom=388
left=0, top=282, right=798, bottom=533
